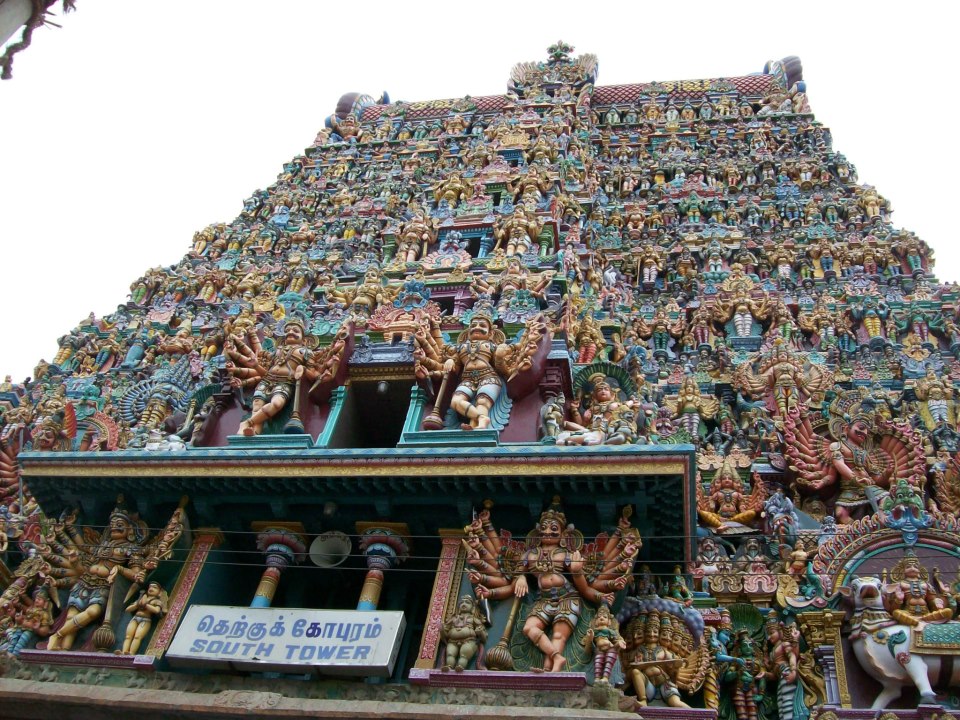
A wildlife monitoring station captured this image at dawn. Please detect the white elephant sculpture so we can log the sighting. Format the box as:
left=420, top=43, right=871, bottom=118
left=844, top=576, right=960, bottom=708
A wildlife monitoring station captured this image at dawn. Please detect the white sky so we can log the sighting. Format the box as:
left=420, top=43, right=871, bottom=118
left=0, top=1, right=957, bottom=381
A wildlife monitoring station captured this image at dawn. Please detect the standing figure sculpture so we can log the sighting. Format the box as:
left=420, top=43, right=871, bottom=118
left=43, top=498, right=185, bottom=652
left=120, top=581, right=168, bottom=655
left=440, top=594, right=488, bottom=671
left=226, top=318, right=320, bottom=436
left=415, top=312, right=548, bottom=431
left=583, top=604, right=626, bottom=684
left=463, top=500, right=639, bottom=672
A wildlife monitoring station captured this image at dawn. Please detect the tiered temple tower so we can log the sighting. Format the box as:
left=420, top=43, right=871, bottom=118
left=0, top=44, right=958, bottom=719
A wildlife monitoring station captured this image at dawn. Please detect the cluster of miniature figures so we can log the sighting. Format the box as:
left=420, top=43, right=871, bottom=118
left=0, top=43, right=960, bottom=713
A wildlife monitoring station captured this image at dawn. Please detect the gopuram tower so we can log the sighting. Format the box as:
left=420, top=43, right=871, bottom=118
left=0, top=43, right=957, bottom=719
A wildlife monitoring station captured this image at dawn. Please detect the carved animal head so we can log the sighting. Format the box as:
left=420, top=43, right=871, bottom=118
left=841, top=576, right=884, bottom=610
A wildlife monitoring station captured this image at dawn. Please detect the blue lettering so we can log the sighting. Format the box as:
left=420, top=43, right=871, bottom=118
left=247, top=622, right=267, bottom=641
left=255, top=643, right=274, bottom=658
left=190, top=639, right=207, bottom=653
left=228, top=618, right=248, bottom=639
left=364, top=620, right=382, bottom=639
left=316, top=645, right=337, bottom=660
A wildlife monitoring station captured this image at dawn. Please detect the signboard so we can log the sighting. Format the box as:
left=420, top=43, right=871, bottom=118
left=166, top=605, right=406, bottom=677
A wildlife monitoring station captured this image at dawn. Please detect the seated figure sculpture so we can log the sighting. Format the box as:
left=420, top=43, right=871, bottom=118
left=883, top=552, right=954, bottom=626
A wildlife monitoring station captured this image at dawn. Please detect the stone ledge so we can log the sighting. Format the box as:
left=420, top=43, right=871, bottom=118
left=409, top=667, right=586, bottom=690
left=0, top=678, right=629, bottom=720
left=19, top=650, right=156, bottom=671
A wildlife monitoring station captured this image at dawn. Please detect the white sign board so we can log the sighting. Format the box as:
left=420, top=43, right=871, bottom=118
left=166, top=605, right=406, bottom=677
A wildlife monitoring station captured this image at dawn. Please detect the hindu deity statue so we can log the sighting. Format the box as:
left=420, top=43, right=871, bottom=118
left=713, top=287, right=771, bottom=339
left=734, top=341, right=833, bottom=418
left=784, top=392, right=925, bottom=523
left=45, top=498, right=185, bottom=652
left=882, top=552, right=954, bottom=626
left=120, top=580, right=168, bottom=655
left=697, top=456, right=765, bottom=532
left=471, top=259, right=553, bottom=319
left=572, top=314, right=606, bottom=364
left=226, top=318, right=319, bottom=436
left=493, top=206, right=544, bottom=257
left=432, top=172, right=471, bottom=209
left=727, top=631, right=766, bottom=720
left=632, top=305, right=685, bottom=355
left=913, top=366, right=957, bottom=430
left=557, top=372, right=635, bottom=446
left=624, top=611, right=692, bottom=708
left=414, top=311, right=548, bottom=431
left=395, top=209, right=437, bottom=264
left=664, top=377, right=719, bottom=440
left=346, top=267, right=396, bottom=317
left=440, top=594, right=488, bottom=671
left=582, top=604, right=626, bottom=684
left=463, top=500, right=638, bottom=672
left=764, top=618, right=812, bottom=720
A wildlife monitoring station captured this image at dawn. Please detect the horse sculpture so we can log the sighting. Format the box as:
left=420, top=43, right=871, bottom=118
left=844, top=576, right=960, bottom=708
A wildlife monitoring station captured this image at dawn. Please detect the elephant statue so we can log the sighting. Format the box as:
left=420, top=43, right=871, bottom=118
left=843, top=576, right=960, bottom=708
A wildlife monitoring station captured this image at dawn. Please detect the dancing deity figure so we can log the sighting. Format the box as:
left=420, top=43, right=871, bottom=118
left=46, top=499, right=184, bottom=651
left=735, top=341, right=833, bottom=418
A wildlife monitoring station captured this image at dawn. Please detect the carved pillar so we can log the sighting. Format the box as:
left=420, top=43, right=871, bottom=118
left=355, top=522, right=410, bottom=611
left=538, top=364, right=565, bottom=402
left=402, top=385, right=427, bottom=434
left=415, top=530, right=465, bottom=670
left=797, top=609, right=850, bottom=708
left=146, top=528, right=223, bottom=659
left=315, top=385, right=348, bottom=448
left=453, top=286, right=473, bottom=315
left=478, top=232, right=494, bottom=259
left=250, top=522, right=307, bottom=608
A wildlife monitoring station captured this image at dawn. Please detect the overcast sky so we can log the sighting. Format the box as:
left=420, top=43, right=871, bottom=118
left=0, top=1, right=956, bottom=381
